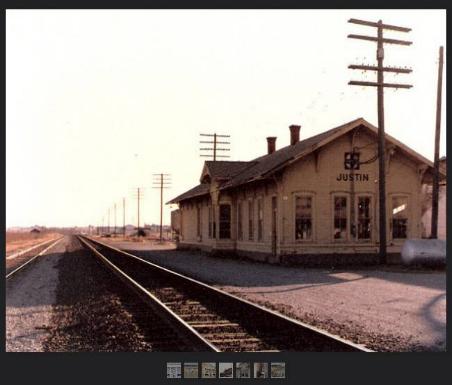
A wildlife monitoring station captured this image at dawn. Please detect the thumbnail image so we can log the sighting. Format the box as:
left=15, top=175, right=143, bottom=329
left=167, top=362, right=181, bottom=379
left=201, top=362, right=217, bottom=378
left=271, top=363, right=286, bottom=378
left=219, top=362, right=233, bottom=378
left=235, top=362, right=250, bottom=378
left=254, top=363, right=268, bottom=378
left=183, top=362, right=199, bottom=378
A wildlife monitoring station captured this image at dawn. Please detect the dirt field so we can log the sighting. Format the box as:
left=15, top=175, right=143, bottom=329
left=6, top=231, right=60, bottom=256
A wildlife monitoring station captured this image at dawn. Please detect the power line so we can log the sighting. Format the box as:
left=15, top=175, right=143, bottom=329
left=199, top=133, right=231, bottom=161
left=348, top=18, right=412, bottom=264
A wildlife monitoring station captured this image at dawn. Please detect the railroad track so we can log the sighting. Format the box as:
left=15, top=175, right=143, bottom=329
left=6, top=237, right=64, bottom=279
left=78, top=235, right=372, bottom=352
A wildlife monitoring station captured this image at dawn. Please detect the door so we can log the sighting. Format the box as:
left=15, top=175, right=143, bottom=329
left=271, top=196, right=277, bottom=256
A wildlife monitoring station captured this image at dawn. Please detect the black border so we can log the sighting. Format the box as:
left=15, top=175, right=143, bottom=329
left=1, top=3, right=450, bottom=385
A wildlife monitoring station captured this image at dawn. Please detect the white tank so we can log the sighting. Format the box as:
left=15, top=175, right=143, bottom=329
left=401, top=239, right=446, bottom=265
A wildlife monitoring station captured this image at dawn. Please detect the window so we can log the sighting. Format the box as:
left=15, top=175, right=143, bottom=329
left=208, top=206, right=212, bottom=238
left=248, top=200, right=254, bottom=241
left=196, top=206, right=201, bottom=238
left=357, top=196, right=371, bottom=240
left=392, top=196, right=408, bottom=239
left=208, top=206, right=216, bottom=239
left=257, top=198, right=263, bottom=241
left=219, top=204, right=231, bottom=239
left=237, top=202, right=243, bottom=240
left=295, top=196, right=312, bottom=240
left=334, top=196, right=347, bottom=240
left=212, top=205, right=216, bottom=239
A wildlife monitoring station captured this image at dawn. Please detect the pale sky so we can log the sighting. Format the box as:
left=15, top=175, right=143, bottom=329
left=6, top=9, right=446, bottom=228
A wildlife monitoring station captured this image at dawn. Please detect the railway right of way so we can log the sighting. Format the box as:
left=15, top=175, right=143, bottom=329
left=78, top=235, right=373, bottom=353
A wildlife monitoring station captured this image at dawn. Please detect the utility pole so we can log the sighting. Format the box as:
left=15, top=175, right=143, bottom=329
left=431, top=46, right=444, bottom=239
left=123, top=197, right=126, bottom=237
left=348, top=18, right=412, bottom=264
left=200, top=133, right=231, bottom=161
left=153, top=173, right=171, bottom=242
left=131, top=187, right=145, bottom=236
left=108, top=208, right=110, bottom=234
left=137, top=188, right=141, bottom=234
left=114, top=203, right=117, bottom=236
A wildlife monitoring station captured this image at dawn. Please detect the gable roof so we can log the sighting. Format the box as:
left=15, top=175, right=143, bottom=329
left=168, top=117, right=444, bottom=203
left=222, top=118, right=362, bottom=189
left=167, top=183, right=210, bottom=204
left=221, top=117, right=444, bottom=190
left=200, top=161, right=254, bottom=182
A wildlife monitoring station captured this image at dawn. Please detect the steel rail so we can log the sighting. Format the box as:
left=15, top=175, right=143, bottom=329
left=77, top=236, right=219, bottom=352
left=6, top=236, right=65, bottom=279
left=6, top=236, right=62, bottom=260
left=81, top=235, right=373, bottom=352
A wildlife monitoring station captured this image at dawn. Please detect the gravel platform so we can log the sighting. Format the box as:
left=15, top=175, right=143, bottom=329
left=102, top=239, right=446, bottom=352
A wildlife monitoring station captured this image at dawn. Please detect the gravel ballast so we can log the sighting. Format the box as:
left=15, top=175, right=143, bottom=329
left=6, top=238, right=65, bottom=352
left=102, top=239, right=446, bottom=352
left=44, top=236, right=190, bottom=352
left=7, top=235, right=189, bottom=352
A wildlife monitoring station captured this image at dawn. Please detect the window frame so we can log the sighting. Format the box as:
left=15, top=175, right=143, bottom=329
left=196, top=204, right=202, bottom=240
left=390, top=194, right=410, bottom=241
left=248, top=199, right=254, bottom=241
left=331, top=193, right=349, bottom=242
left=237, top=200, right=243, bottom=241
left=219, top=204, right=231, bottom=240
left=293, top=192, right=315, bottom=242
left=208, top=206, right=212, bottom=239
left=257, top=197, right=264, bottom=242
left=355, top=194, right=373, bottom=242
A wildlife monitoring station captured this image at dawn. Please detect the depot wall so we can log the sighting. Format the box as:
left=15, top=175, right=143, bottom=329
left=176, top=130, right=425, bottom=262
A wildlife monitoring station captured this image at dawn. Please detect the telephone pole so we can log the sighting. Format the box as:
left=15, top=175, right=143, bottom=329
left=114, top=203, right=117, bottom=236
left=123, top=197, right=126, bottom=237
left=200, top=133, right=231, bottom=161
left=136, top=188, right=141, bottom=234
left=153, top=173, right=171, bottom=242
left=108, top=208, right=111, bottom=234
left=431, top=46, right=444, bottom=239
left=348, top=18, right=412, bottom=264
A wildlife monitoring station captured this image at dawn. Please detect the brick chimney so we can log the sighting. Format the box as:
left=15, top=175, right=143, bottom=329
left=266, top=137, right=277, bottom=154
left=289, top=125, right=301, bottom=145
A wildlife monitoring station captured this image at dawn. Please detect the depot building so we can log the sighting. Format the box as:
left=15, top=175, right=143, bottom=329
left=168, top=118, right=445, bottom=264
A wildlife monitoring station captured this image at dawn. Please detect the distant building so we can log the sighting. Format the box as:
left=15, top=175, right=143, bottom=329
left=168, top=118, right=443, bottom=264
left=30, top=228, right=41, bottom=234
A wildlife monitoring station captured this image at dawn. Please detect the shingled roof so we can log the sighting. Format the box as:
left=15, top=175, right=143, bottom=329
left=167, top=183, right=210, bottom=204
left=201, top=161, right=254, bottom=182
left=168, top=117, right=442, bottom=204
left=221, top=118, right=363, bottom=189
